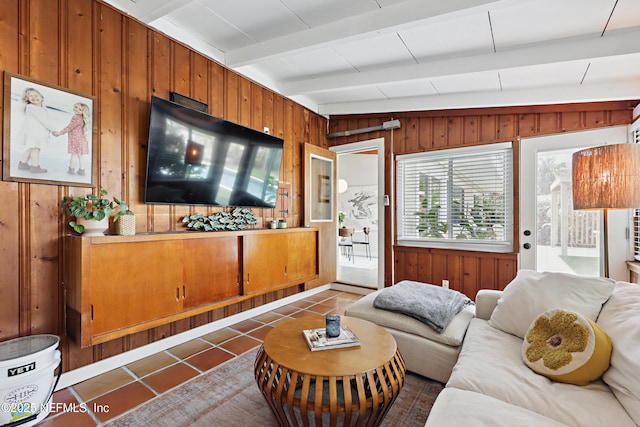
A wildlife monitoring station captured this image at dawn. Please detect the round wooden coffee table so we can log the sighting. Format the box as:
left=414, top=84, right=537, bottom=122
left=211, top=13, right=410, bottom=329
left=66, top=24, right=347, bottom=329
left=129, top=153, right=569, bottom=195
left=254, top=315, right=406, bottom=426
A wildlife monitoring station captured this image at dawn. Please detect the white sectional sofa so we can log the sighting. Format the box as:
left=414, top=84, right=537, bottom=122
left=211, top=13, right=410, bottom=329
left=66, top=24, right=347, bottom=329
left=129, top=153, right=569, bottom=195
left=426, top=271, right=640, bottom=427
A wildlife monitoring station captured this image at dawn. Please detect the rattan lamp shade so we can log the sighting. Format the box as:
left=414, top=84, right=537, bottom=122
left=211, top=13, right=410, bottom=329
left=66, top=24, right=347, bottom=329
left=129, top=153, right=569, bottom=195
left=572, top=143, right=640, bottom=210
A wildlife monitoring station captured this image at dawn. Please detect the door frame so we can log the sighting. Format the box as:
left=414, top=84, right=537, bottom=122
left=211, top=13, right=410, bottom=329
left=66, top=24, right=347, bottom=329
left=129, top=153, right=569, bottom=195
left=330, top=138, right=385, bottom=290
left=519, top=126, right=631, bottom=280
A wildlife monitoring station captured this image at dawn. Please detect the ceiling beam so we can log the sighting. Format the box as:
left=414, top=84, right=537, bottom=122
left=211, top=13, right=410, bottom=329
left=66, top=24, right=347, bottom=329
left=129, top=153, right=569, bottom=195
left=281, top=26, right=640, bottom=96
left=224, top=0, right=531, bottom=67
left=318, top=81, right=640, bottom=116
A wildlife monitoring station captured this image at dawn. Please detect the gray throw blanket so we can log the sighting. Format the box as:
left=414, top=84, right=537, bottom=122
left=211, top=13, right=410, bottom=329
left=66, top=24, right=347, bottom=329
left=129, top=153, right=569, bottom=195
left=373, top=280, right=474, bottom=333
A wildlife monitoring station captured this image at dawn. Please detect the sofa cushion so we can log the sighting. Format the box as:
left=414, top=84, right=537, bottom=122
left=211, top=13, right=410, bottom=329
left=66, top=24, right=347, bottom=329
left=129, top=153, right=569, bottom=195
left=488, top=270, right=615, bottom=339
left=599, top=281, right=640, bottom=425
left=522, top=309, right=612, bottom=385
left=446, top=319, right=636, bottom=427
left=345, top=291, right=474, bottom=346
left=426, top=388, right=570, bottom=427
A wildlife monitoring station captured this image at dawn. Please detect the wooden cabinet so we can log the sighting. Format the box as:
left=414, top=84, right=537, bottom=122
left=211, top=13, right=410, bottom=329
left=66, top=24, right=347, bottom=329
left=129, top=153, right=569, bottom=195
left=182, top=237, right=241, bottom=308
left=243, top=233, right=288, bottom=294
left=243, top=230, right=318, bottom=295
left=89, top=240, right=183, bottom=336
left=65, top=228, right=317, bottom=347
left=287, top=230, right=318, bottom=282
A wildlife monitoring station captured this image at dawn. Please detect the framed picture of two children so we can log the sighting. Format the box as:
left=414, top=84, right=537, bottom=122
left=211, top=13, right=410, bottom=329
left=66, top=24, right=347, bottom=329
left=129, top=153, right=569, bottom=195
left=2, top=71, right=97, bottom=187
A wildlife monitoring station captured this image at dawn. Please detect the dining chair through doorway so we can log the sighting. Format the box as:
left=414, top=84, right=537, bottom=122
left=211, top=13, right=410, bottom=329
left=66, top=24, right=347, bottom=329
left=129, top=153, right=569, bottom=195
left=338, top=227, right=354, bottom=263
left=352, top=227, right=371, bottom=260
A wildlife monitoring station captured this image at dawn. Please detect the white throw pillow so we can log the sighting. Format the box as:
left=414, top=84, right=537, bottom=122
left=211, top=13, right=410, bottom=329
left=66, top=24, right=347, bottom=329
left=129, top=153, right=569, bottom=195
left=488, top=270, right=615, bottom=339
left=599, top=281, right=640, bottom=425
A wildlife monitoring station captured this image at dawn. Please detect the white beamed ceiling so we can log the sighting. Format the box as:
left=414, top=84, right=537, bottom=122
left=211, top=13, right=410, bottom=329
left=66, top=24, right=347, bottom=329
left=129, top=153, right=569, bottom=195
left=103, top=0, right=640, bottom=116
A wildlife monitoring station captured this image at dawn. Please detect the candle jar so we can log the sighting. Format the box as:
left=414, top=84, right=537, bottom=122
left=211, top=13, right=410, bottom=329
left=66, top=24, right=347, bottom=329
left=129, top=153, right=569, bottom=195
left=325, top=314, right=341, bottom=338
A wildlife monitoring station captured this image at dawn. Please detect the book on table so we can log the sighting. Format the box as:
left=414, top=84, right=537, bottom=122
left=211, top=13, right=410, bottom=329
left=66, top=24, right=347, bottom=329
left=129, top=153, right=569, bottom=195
left=302, top=326, right=361, bottom=351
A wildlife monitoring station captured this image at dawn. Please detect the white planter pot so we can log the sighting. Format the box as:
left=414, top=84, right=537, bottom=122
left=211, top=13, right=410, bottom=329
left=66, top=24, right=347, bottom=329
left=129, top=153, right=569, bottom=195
left=77, top=217, right=109, bottom=236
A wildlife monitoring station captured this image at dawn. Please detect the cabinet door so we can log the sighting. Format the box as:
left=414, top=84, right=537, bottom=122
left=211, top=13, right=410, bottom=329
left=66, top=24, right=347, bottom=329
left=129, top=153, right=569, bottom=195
left=287, top=231, right=318, bottom=281
left=182, top=237, right=241, bottom=308
left=90, top=240, right=183, bottom=335
left=243, top=233, right=288, bottom=294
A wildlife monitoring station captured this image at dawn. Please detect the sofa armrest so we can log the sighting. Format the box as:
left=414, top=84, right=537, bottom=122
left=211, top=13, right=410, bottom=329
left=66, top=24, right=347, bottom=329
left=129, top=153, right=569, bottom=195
left=475, top=290, right=502, bottom=320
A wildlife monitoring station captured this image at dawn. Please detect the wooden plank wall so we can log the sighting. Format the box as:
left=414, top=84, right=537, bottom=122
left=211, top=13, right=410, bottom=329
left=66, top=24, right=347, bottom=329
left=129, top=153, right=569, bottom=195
left=328, top=102, right=638, bottom=296
left=0, top=0, right=328, bottom=370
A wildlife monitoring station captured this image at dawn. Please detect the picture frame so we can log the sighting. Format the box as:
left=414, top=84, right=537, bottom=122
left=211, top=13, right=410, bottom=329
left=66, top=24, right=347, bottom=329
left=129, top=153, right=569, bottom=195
left=3, top=72, right=97, bottom=187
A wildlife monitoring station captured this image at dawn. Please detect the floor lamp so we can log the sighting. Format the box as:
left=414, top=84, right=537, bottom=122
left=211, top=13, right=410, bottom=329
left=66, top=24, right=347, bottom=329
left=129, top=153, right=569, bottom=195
left=572, top=143, right=640, bottom=278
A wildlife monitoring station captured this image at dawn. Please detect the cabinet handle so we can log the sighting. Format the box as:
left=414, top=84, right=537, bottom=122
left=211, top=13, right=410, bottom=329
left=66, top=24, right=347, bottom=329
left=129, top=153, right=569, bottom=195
left=90, top=304, right=94, bottom=321
left=182, top=285, right=186, bottom=300
left=176, top=287, right=180, bottom=302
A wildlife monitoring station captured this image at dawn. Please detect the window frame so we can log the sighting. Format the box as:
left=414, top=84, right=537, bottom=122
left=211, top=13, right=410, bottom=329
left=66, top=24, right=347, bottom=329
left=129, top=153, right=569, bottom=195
left=631, top=119, right=640, bottom=261
left=396, top=142, right=514, bottom=253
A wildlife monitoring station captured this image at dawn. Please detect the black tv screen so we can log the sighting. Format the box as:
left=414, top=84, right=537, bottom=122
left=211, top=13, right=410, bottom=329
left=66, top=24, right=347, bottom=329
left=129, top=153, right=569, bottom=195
left=144, top=96, right=284, bottom=208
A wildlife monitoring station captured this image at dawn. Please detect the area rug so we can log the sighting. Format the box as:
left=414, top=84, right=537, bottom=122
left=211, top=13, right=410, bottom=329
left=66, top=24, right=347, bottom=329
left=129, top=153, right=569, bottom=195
left=105, top=349, right=443, bottom=427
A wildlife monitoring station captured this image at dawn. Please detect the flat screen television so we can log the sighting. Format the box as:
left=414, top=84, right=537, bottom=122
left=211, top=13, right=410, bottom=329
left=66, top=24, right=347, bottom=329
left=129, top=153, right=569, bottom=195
left=144, top=96, right=284, bottom=208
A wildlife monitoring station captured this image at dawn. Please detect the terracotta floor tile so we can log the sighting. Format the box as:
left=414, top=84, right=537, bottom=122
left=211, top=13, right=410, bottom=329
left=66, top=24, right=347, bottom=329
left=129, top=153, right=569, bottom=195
left=167, top=339, right=212, bottom=359
left=126, top=351, right=177, bottom=378
left=247, top=324, right=274, bottom=341
left=218, top=335, right=262, bottom=355
left=272, top=305, right=300, bottom=316
left=51, top=387, right=78, bottom=406
left=289, top=300, right=315, bottom=309
left=39, top=409, right=97, bottom=427
left=307, top=303, right=335, bottom=315
left=89, top=381, right=156, bottom=423
left=41, top=388, right=90, bottom=427
left=305, top=291, right=340, bottom=302
left=185, top=347, right=234, bottom=372
left=73, top=368, right=135, bottom=402
left=269, top=316, right=293, bottom=327
left=229, top=318, right=263, bottom=333
left=318, top=298, right=343, bottom=308
left=290, top=309, right=319, bottom=319
left=142, top=362, right=199, bottom=394
left=200, top=327, right=240, bottom=345
left=252, top=311, right=286, bottom=324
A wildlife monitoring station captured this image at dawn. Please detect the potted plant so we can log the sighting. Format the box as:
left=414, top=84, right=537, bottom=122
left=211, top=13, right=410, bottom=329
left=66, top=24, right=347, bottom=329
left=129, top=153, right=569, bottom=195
left=61, top=189, right=131, bottom=236
left=338, top=211, right=346, bottom=228
left=113, top=198, right=135, bottom=236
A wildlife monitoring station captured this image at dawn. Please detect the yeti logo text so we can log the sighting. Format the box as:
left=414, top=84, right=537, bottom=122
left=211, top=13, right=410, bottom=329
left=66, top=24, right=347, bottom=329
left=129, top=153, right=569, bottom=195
left=7, top=362, right=36, bottom=377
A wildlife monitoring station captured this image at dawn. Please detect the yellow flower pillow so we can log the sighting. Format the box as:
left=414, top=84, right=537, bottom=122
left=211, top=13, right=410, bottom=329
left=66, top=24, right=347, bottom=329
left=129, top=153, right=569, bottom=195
left=521, top=309, right=612, bottom=386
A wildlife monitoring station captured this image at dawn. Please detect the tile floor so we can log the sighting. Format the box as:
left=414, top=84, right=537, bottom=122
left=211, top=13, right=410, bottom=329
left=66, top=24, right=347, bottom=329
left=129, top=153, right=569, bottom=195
left=39, top=289, right=362, bottom=427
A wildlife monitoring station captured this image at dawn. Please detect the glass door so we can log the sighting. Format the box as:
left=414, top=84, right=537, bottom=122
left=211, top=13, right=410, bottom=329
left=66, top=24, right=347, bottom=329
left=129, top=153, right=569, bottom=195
left=520, top=127, right=628, bottom=276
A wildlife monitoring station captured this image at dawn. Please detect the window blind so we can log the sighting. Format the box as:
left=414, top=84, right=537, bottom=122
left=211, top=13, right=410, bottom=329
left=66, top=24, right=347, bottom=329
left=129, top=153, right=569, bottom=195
left=397, top=142, right=513, bottom=252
